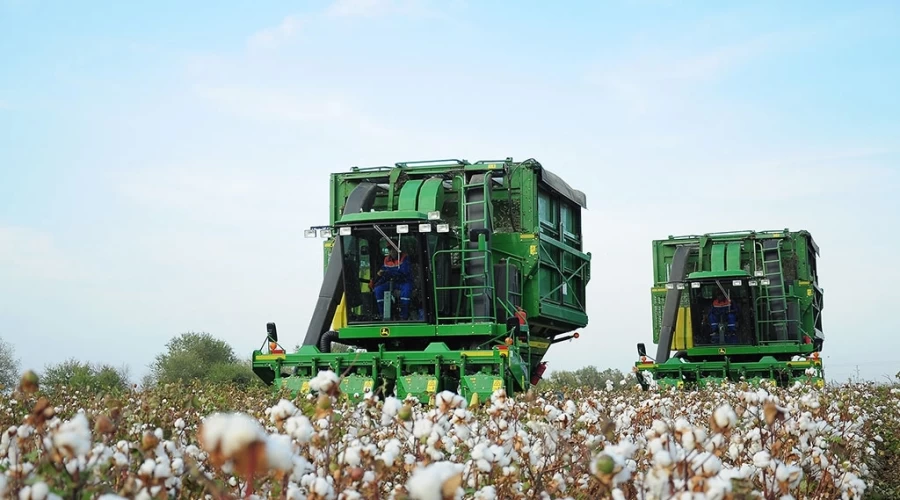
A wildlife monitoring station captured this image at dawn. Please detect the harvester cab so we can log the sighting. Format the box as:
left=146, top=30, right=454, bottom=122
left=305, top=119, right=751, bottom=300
left=252, top=158, right=591, bottom=404
left=635, top=229, right=825, bottom=389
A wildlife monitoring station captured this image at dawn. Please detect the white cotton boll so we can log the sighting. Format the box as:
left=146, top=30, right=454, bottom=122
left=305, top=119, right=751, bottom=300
left=139, top=458, right=156, bottom=477
left=413, top=419, right=434, bottom=439
left=714, top=404, right=738, bottom=429
left=26, top=482, right=49, bottom=500
left=653, top=450, right=673, bottom=467
left=474, top=485, right=497, bottom=500
left=681, top=431, right=696, bottom=450
left=284, top=415, right=314, bottom=444
left=753, top=451, right=772, bottom=469
left=174, top=418, right=185, bottom=430
left=652, top=420, right=668, bottom=436
left=52, top=413, right=91, bottom=458
left=674, top=418, right=691, bottom=433
left=700, top=453, right=722, bottom=476
left=309, top=370, right=341, bottom=394
left=200, top=412, right=267, bottom=458
left=153, top=462, right=171, bottom=479
left=312, top=477, right=333, bottom=497
left=382, top=397, right=402, bottom=423
left=775, top=462, right=803, bottom=489
left=266, top=434, right=294, bottom=471
left=285, top=486, right=304, bottom=500
left=341, top=445, right=362, bottom=467
left=705, top=475, right=732, bottom=500
left=134, top=488, right=152, bottom=500
left=407, top=462, right=464, bottom=500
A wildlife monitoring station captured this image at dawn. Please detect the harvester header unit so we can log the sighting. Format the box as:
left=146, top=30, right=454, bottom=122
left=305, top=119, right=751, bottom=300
left=253, top=158, right=591, bottom=404
left=635, top=229, right=825, bottom=389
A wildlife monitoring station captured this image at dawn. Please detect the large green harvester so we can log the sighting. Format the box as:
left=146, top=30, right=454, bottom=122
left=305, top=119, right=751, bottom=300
left=634, top=229, right=825, bottom=389
left=252, top=158, right=590, bottom=404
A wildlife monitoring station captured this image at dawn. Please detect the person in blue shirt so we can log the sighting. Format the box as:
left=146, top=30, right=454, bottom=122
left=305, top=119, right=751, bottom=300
left=708, top=291, right=740, bottom=343
left=369, top=245, right=414, bottom=320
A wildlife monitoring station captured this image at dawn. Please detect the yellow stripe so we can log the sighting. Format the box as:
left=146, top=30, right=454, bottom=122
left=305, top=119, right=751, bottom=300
left=461, top=351, right=496, bottom=357
left=257, top=354, right=286, bottom=361
left=528, top=340, right=550, bottom=349
left=636, top=363, right=655, bottom=369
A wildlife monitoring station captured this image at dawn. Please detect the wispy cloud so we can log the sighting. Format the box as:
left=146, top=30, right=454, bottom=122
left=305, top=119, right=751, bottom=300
left=192, top=83, right=405, bottom=146
left=325, top=0, right=435, bottom=18
left=583, top=18, right=828, bottom=118
left=246, top=15, right=304, bottom=49
left=196, top=84, right=349, bottom=122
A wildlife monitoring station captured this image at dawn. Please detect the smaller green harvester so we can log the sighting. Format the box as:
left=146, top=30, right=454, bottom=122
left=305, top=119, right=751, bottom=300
left=252, top=158, right=590, bottom=404
left=634, top=229, right=825, bottom=390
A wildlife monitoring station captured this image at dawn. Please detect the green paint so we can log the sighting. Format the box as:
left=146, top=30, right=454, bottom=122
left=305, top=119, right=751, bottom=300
left=398, top=180, right=424, bottom=211
left=639, top=229, right=826, bottom=390
left=711, top=244, right=726, bottom=272
left=339, top=210, right=428, bottom=223
left=417, top=178, right=445, bottom=214
left=254, top=158, right=589, bottom=402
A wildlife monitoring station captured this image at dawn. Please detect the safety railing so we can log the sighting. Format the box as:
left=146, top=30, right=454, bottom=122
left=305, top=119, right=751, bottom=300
left=754, top=296, right=808, bottom=343
left=431, top=248, right=496, bottom=324
left=495, top=256, right=525, bottom=320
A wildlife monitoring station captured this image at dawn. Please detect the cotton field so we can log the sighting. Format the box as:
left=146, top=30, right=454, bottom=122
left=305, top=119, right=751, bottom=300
left=1, top=371, right=898, bottom=499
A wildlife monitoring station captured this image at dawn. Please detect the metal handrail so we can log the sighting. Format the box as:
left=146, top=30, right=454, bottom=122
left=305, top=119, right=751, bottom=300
left=431, top=248, right=496, bottom=323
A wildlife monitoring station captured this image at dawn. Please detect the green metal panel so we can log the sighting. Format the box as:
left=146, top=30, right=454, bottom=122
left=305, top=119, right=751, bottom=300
left=417, top=178, right=445, bottom=213
left=726, top=242, right=741, bottom=271
left=398, top=180, right=424, bottom=211
left=255, top=157, right=590, bottom=402
left=711, top=244, right=726, bottom=272
left=336, top=323, right=500, bottom=340
left=339, top=211, right=428, bottom=223
left=640, top=228, right=826, bottom=391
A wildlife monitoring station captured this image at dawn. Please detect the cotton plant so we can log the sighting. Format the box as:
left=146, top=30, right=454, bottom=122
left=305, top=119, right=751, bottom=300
left=0, top=370, right=897, bottom=499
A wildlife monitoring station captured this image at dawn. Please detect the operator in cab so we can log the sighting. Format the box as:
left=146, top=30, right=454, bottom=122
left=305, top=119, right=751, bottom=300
left=708, top=291, right=739, bottom=343
left=369, top=244, right=414, bottom=320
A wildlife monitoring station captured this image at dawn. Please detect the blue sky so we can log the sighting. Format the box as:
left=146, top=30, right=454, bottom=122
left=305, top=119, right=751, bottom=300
left=1, top=0, right=898, bottom=384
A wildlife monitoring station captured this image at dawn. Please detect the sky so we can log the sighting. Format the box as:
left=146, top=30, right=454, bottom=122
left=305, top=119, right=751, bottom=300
left=1, top=0, right=898, bottom=385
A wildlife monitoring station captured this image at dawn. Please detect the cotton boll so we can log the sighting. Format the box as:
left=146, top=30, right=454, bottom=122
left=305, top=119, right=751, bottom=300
left=407, top=462, right=464, bottom=500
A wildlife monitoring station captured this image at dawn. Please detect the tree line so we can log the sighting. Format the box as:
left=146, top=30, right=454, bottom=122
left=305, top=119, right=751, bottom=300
left=0, top=332, right=263, bottom=394
left=0, top=333, right=629, bottom=395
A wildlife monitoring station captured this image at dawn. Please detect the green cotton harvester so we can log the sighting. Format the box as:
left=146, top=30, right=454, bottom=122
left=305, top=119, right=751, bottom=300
left=252, top=158, right=591, bottom=404
left=634, top=229, right=826, bottom=390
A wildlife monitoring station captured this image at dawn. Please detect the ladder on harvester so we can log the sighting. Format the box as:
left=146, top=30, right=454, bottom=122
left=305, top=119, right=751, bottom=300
left=459, top=172, right=495, bottom=322
left=761, top=238, right=789, bottom=341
